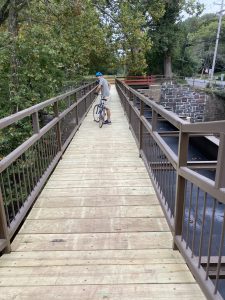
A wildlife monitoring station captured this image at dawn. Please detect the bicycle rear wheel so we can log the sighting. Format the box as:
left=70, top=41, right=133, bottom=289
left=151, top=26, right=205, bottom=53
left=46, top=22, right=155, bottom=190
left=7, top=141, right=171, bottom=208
left=93, top=104, right=100, bottom=122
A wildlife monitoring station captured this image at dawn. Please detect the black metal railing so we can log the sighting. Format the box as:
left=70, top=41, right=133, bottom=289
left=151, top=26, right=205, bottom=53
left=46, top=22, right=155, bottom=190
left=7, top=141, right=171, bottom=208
left=116, top=78, right=225, bottom=300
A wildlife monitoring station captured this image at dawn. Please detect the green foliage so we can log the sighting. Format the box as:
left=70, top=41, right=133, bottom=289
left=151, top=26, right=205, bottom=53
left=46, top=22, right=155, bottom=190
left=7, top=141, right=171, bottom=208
left=0, top=0, right=115, bottom=157
left=186, top=14, right=225, bottom=73
left=94, top=0, right=152, bottom=75
left=146, top=0, right=203, bottom=76
left=0, top=0, right=115, bottom=117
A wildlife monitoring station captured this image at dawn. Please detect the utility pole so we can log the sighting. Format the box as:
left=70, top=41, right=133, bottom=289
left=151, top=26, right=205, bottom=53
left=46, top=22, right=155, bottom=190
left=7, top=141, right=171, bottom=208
left=210, top=0, right=224, bottom=81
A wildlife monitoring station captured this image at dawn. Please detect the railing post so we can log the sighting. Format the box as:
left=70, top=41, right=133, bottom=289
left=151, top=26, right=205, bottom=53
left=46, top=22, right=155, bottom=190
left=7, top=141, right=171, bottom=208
left=215, top=133, right=225, bottom=188
left=139, top=99, right=144, bottom=154
left=32, top=111, right=40, bottom=134
left=0, top=188, right=11, bottom=253
left=173, top=131, right=189, bottom=250
left=152, top=110, right=158, bottom=131
left=53, top=102, right=62, bottom=152
left=128, top=92, right=132, bottom=126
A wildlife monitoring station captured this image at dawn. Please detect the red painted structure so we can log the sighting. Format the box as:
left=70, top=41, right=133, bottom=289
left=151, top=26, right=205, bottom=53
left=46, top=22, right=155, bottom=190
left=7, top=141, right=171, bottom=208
left=124, top=75, right=157, bottom=86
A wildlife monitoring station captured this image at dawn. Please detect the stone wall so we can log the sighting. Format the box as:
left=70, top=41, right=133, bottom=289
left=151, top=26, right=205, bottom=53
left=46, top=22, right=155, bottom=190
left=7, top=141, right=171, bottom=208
left=138, top=83, right=225, bottom=122
left=159, top=83, right=206, bottom=122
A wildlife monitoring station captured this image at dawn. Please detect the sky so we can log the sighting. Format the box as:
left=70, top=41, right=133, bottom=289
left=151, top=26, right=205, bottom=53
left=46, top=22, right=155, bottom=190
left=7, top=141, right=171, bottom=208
left=199, top=0, right=222, bottom=15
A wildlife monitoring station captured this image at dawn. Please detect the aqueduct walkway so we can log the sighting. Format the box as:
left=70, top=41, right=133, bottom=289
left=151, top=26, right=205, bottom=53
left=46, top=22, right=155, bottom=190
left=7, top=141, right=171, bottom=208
left=0, top=86, right=205, bottom=299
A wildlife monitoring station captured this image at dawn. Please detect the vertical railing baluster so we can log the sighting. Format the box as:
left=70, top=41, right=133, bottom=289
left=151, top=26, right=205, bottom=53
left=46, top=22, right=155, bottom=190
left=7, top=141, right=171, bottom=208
left=186, top=182, right=193, bottom=249
left=191, top=187, right=199, bottom=257
left=25, top=152, right=31, bottom=195
left=198, top=192, right=207, bottom=267
left=53, top=101, right=62, bottom=152
left=6, top=168, right=15, bottom=221
left=12, top=163, right=20, bottom=211
left=206, top=199, right=217, bottom=279
left=181, top=181, right=187, bottom=241
left=37, top=140, right=44, bottom=177
left=214, top=207, right=225, bottom=294
left=21, top=153, right=28, bottom=200
left=16, top=159, right=24, bottom=205
left=139, top=100, right=144, bottom=153
left=29, top=147, right=35, bottom=190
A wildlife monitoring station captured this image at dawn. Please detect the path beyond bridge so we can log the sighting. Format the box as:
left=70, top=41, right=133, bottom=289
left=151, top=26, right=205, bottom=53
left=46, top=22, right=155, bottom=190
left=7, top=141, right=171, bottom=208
left=0, top=86, right=205, bottom=299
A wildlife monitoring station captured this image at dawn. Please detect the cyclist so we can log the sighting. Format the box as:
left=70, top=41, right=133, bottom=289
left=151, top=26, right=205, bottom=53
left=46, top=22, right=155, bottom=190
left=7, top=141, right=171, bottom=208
left=95, top=72, right=111, bottom=124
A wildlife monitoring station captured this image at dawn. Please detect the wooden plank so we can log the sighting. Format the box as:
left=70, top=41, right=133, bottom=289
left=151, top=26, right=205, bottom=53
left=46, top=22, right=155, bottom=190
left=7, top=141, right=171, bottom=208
left=50, top=173, right=149, bottom=181
left=56, top=161, right=145, bottom=167
left=40, top=187, right=155, bottom=197
left=0, top=249, right=184, bottom=266
left=45, top=179, right=152, bottom=188
left=20, top=217, right=168, bottom=234
left=34, top=195, right=158, bottom=208
left=0, top=264, right=195, bottom=286
left=11, top=232, right=173, bottom=251
left=28, top=206, right=163, bottom=219
left=53, top=167, right=147, bottom=174
left=0, top=284, right=205, bottom=300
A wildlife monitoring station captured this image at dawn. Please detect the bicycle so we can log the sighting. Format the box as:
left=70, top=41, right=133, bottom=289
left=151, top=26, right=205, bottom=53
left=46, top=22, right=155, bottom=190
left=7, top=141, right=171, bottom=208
left=93, top=94, right=107, bottom=128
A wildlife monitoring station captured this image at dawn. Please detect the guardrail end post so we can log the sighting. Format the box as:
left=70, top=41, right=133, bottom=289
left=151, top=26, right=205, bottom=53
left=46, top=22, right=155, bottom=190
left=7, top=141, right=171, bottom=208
left=0, top=189, right=11, bottom=253
left=173, top=132, right=189, bottom=250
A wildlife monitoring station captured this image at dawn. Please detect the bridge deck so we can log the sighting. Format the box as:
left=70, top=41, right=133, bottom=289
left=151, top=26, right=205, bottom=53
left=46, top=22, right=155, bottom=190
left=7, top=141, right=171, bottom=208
left=0, top=86, right=205, bottom=299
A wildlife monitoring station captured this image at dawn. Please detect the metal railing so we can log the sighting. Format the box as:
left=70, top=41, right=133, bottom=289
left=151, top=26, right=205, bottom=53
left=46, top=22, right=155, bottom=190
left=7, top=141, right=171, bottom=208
left=116, top=78, right=225, bottom=300
left=0, top=81, right=97, bottom=253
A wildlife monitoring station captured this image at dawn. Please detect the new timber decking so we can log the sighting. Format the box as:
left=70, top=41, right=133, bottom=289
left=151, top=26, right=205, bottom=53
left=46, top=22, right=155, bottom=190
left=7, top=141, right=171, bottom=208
left=0, top=86, right=205, bottom=300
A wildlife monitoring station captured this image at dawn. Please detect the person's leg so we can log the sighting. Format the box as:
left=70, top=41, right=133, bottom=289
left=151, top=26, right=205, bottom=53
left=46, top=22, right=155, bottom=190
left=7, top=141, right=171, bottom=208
left=106, top=107, right=111, bottom=121
left=104, top=96, right=111, bottom=123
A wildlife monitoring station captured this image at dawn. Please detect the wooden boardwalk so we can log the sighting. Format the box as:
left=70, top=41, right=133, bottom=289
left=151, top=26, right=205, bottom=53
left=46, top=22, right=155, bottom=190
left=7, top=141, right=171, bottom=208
left=0, top=86, right=205, bottom=299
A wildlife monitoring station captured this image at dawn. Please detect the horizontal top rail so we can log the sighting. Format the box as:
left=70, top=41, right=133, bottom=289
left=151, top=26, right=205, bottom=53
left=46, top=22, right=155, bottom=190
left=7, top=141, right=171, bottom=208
left=0, top=81, right=95, bottom=130
left=181, top=120, right=225, bottom=134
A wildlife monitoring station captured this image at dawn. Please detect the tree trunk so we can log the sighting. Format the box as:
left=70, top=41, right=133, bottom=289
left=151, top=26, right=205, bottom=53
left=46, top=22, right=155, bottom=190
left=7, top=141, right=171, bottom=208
left=164, top=53, right=172, bottom=78
left=8, top=0, right=19, bottom=113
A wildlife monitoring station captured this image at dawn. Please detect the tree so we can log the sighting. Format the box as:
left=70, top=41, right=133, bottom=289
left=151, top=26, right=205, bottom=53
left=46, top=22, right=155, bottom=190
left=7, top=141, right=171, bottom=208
left=146, top=0, right=203, bottom=77
left=186, top=14, right=225, bottom=74
left=0, top=0, right=113, bottom=116
left=93, top=0, right=152, bottom=75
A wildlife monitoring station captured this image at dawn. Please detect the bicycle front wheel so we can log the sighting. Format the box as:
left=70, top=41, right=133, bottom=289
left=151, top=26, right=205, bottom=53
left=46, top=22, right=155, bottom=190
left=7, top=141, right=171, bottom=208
left=93, top=104, right=100, bottom=122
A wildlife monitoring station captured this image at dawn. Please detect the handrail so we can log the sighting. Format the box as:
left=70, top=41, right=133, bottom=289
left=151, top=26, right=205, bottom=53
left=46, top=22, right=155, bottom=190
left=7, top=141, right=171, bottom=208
left=182, top=120, right=225, bottom=134
left=0, top=80, right=97, bottom=253
left=116, top=78, right=225, bottom=300
left=0, top=83, right=92, bottom=130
